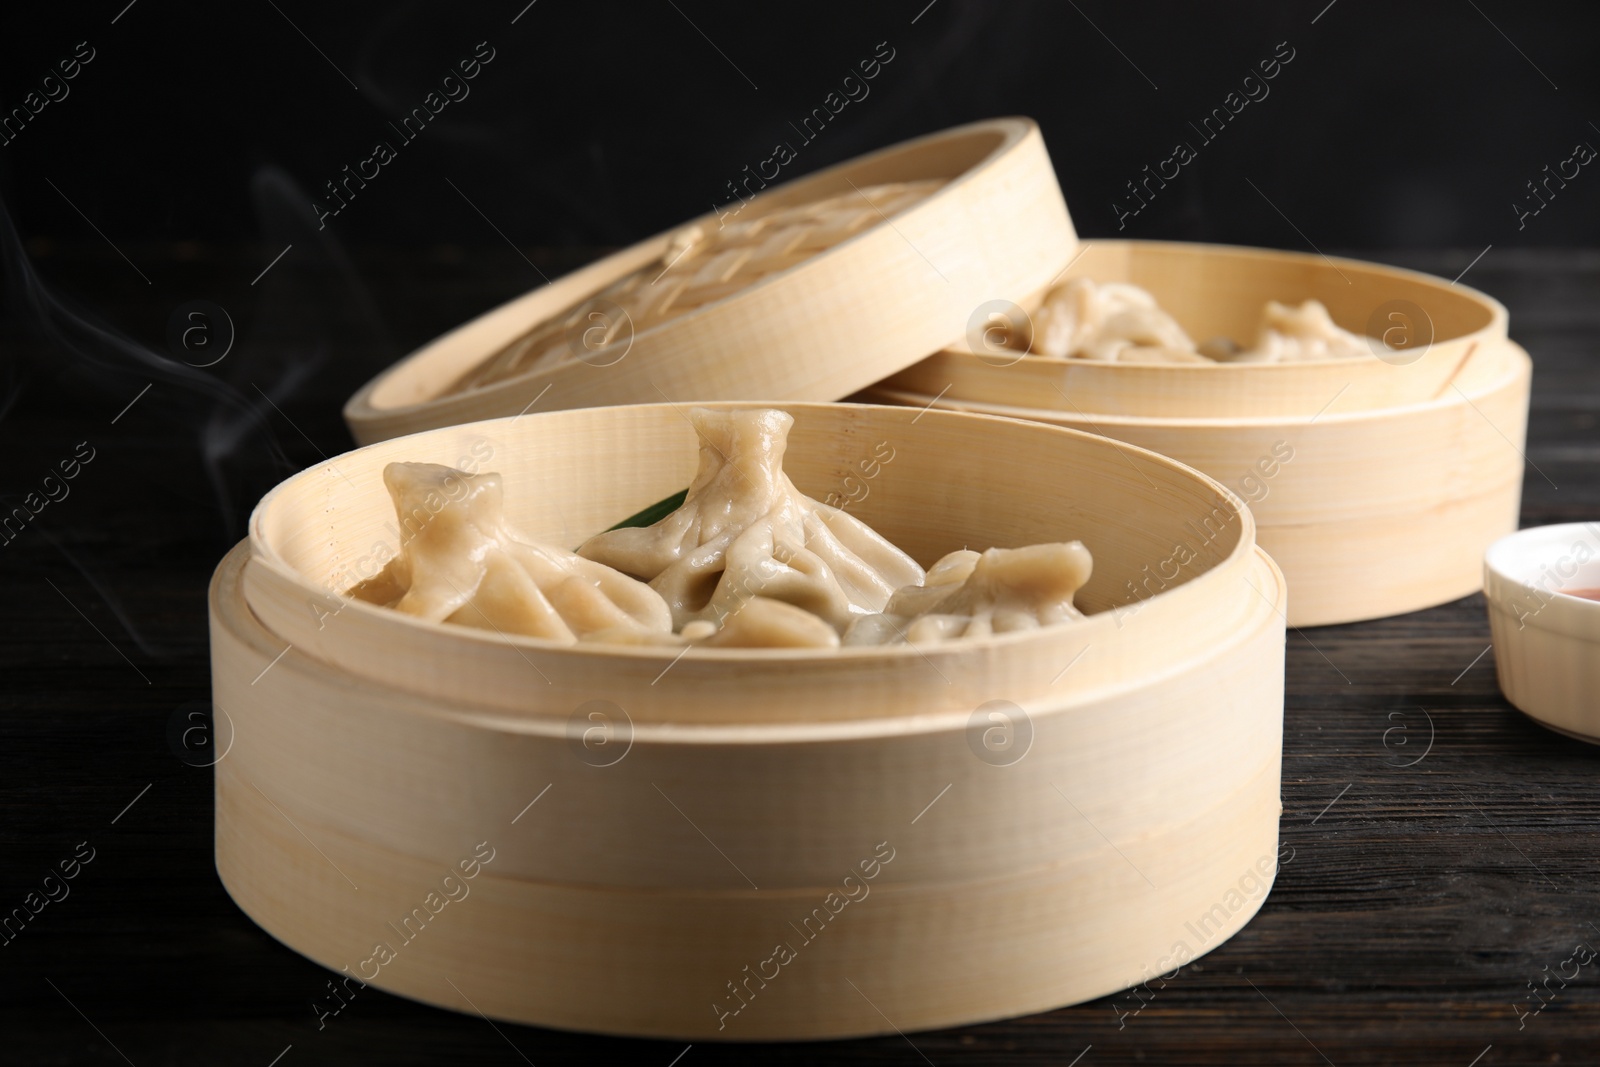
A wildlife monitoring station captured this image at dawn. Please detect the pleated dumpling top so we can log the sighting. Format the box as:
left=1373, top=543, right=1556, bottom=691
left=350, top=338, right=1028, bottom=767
left=577, top=407, right=925, bottom=633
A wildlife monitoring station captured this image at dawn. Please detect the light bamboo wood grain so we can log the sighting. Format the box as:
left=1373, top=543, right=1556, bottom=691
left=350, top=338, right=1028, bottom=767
left=882, top=239, right=1507, bottom=419
left=215, top=731, right=1282, bottom=1041
left=342, top=118, right=1076, bottom=444
left=212, top=402, right=1289, bottom=1039
left=869, top=340, right=1531, bottom=628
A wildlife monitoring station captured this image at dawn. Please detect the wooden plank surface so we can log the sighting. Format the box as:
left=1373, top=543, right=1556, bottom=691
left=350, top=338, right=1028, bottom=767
left=0, top=245, right=1596, bottom=1065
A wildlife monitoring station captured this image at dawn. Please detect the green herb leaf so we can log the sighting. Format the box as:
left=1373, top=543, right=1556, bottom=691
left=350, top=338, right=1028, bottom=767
left=605, top=489, right=688, bottom=531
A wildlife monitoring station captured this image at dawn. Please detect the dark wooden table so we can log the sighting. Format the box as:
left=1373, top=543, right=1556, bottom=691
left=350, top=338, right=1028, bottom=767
left=2, top=245, right=1596, bottom=1065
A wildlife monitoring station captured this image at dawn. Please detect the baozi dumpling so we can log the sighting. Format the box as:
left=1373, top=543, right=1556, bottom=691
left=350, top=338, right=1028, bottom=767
left=844, top=542, right=1092, bottom=646
left=577, top=408, right=924, bottom=632
left=349, top=462, right=672, bottom=643
left=1030, top=278, right=1205, bottom=363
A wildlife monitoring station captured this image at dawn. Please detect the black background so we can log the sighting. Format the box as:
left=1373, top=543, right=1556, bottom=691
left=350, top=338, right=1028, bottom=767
left=6, top=0, right=1600, bottom=253
left=4, top=3, right=1600, bottom=1066
left=3, top=0, right=1597, bottom=441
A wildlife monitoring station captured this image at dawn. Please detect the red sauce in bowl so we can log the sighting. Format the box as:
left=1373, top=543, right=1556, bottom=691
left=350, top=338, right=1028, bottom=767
left=1560, top=587, right=1600, bottom=602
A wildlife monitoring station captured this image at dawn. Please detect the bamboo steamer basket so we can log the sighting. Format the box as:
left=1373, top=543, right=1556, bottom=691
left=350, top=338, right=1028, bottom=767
left=867, top=241, right=1529, bottom=628
left=342, top=118, right=1076, bottom=445
left=211, top=402, right=1287, bottom=1040
left=881, top=239, right=1509, bottom=419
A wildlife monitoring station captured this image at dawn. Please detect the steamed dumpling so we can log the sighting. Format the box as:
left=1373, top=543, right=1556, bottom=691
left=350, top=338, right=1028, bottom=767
left=1030, top=278, right=1205, bottom=363
left=844, top=542, right=1092, bottom=646
left=577, top=408, right=924, bottom=632
left=1026, top=279, right=1381, bottom=364
left=1237, top=299, right=1372, bottom=362
left=696, top=596, right=841, bottom=649
left=349, top=462, right=672, bottom=643
left=581, top=596, right=841, bottom=650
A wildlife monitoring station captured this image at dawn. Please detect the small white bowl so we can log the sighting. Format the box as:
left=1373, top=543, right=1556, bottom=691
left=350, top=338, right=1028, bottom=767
left=1484, top=522, right=1600, bottom=741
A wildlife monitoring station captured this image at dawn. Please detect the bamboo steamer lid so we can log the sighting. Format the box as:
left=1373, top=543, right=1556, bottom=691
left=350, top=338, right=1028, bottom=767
left=343, top=118, right=1077, bottom=444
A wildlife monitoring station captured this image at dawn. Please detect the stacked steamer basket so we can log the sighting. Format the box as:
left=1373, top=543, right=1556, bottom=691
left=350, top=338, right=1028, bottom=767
left=869, top=240, right=1531, bottom=627
left=210, top=119, right=1292, bottom=1039
left=217, top=402, right=1286, bottom=1040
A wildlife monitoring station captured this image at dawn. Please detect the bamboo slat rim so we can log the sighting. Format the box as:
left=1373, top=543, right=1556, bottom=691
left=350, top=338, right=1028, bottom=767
left=215, top=536, right=1287, bottom=746
left=215, top=760, right=1283, bottom=1041
left=214, top=750, right=1283, bottom=900
left=884, top=239, right=1509, bottom=420
left=867, top=334, right=1526, bottom=429
left=251, top=402, right=1255, bottom=663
